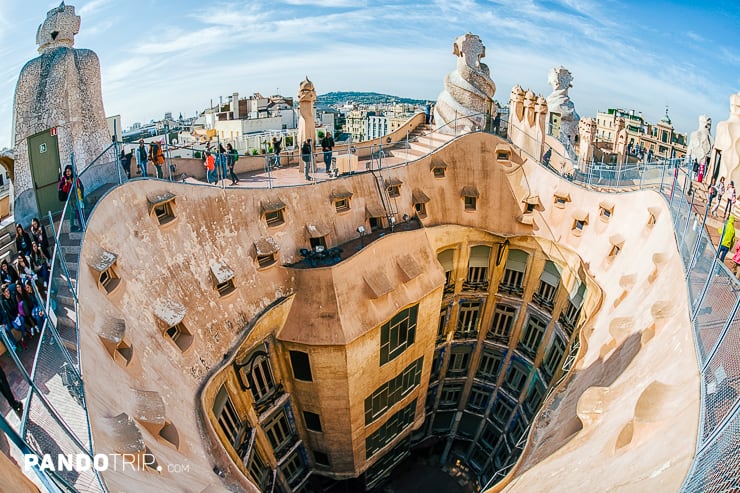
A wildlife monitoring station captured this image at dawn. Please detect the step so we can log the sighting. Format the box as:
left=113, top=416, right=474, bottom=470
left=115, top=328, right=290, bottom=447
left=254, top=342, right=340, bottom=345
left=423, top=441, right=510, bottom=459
left=0, top=242, right=13, bottom=257
left=58, top=232, right=82, bottom=245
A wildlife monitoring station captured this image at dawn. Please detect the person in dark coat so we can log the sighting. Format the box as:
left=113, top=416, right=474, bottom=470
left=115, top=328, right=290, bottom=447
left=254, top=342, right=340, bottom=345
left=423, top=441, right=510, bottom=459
left=301, top=139, right=312, bottom=180
left=30, top=217, right=51, bottom=259
left=0, top=366, right=23, bottom=414
left=14, top=224, right=33, bottom=257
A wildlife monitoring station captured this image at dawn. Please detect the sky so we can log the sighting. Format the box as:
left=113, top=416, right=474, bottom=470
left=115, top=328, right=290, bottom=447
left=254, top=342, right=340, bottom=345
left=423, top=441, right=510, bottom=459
left=1, top=0, right=739, bottom=149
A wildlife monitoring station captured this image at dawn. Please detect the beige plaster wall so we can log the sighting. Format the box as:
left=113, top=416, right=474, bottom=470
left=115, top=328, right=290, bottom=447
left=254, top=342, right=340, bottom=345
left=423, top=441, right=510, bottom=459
left=77, top=130, right=699, bottom=492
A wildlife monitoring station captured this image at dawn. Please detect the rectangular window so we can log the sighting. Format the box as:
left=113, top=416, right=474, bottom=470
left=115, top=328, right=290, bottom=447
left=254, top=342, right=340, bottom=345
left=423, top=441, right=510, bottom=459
left=499, top=250, right=527, bottom=297
left=265, top=209, right=285, bottom=226
left=524, top=383, right=546, bottom=416
left=334, top=198, right=349, bottom=212
left=289, top=350, right=313, bottom=382
left=479, top=423, right=499, bottom=452
left=247, top=353, right=276, bottom=403
left=534, top=281, right=557, bottom=311
left=542, top=336, right=567, bottom=379
left=365, top=399, right=417, bottom=459
left=491, top=397, right=514, bottom=427
left=213, top=385, right=245, bottom=449
left=440, top=383, right=462, bottom=409
left=500, top=268, right=524, bottom=295
left=380, top=304, right=418, bottom=365
left=464, top=196, right=477, bottom=210
left=387, top=185, right=401, bottom=198
left=448, top=347, right=471, bottom=375
left=433, top=167, right=446, bottom=178
left=487, top=304, right=515, bottom=343
left=303, top=411, right=322, bottom=432
left=264, top=409, right=294, bottom=457
left=369, top=216, right=382, bottom=231
left=438, top=306, right=448, bottom=342
left=99, top=267, right=120, bottom=294
left=281, top=450, right=307, bottom=487
left=508, top=415, right=528, bottom=445
left=518, top=316, right=547, bottom=359
left=469, top=385, right=492, bottom=413
left=465, top=266, right=488, bottom=290
left=216, top=278, right=236, bottom=296
left=444, top=269, right=455, bottom=294
left=165, top=322, right=193, bottom=352
left=465, top=245, right=491, bottom=290
left=256, top=253, right=276, bottom=268
left=559, top=300, right=581, bottom=335
left=154, top=201, right=176, bottom=225
left=504, top=363, right=529, bottom=397
left=364, top=357, right=423, bottom=425
left=247, top=450, right=271, bottom=491
left=314, top=451, right=330, bottom=467
left=456, top=301, right=481, bottom=337
left=477, top=350, right=502, bottom=381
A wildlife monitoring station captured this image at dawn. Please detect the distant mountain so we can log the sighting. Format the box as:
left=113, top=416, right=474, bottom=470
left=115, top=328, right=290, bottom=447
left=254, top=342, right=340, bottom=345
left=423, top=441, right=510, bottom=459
left=317, top=91, right=428, bottom=107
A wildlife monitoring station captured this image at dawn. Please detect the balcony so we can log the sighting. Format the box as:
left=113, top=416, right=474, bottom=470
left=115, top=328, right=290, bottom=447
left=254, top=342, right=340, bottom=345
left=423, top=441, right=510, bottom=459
left=498, top=283, right=523, bottom=297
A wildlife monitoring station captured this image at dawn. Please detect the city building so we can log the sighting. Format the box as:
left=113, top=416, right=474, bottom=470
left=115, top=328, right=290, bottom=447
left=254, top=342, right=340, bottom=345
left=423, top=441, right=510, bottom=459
left=595, top=108, right=687, bottom=160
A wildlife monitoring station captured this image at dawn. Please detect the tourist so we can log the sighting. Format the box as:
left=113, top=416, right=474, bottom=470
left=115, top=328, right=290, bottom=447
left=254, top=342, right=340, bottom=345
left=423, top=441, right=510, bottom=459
left=204, top=151, right=216, bottom=184
left=301, top=139, right=312, bottom=181
left=136, top=139, right=148, bottom=177
left=120, top=148, right=133, bottom=178
left=30, top=217, right=51, bottom=259
left=29, top=242, right=49, bottom=288
left=217, top=144, right=228, bottom=183
left=14, top=224, right=33, bottom=257
left=1, top=284, right=26, bottom=350
left=321, top=132, right=335, bottom=174
left=723, top=181, right=736, bottom=219
left=712, top=177, right=726, bottom=217
left=271, top=136, right=282, bottom=169
left=542, top=148, right=552, bottom=167
left=226, top=143, right=239, bottom=186
left=707, top=178, right=718, bottom=212
left=718, top=215, right=735, bottom=261
left=15, top=281, right=39, bottom=338
left=492, top=113, right=501, bottom=135
left=58, top=165, right=84, bottom=231
left=732, top=241, right=740, bottom=278
left=150, top=141, right=165, bottom=179
left=15, top=254, right=34, bottom=282
left=0, top=260, right=19, bottom=285
left=23, top=281, right=44, bottom=334
left=0, top=366, right=23, bottom=415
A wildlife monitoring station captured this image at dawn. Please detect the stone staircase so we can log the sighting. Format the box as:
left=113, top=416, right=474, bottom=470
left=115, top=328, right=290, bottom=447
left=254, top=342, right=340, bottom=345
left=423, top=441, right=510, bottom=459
left=0, top=216, right=17, bottom=264
left=388, top=124, right=454, bottom=160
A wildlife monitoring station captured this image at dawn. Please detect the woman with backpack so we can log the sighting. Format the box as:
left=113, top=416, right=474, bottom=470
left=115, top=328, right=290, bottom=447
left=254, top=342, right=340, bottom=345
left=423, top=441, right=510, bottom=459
left=226, top=143, right=240, bottom=186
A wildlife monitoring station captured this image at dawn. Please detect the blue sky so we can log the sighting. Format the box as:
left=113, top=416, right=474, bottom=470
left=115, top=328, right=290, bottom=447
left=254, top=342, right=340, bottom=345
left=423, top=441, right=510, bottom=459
left=1, top=0, right=739, bottom=148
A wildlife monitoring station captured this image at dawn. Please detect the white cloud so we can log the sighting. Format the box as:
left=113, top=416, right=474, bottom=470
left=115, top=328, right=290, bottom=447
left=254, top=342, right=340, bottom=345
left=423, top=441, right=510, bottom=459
left=78, top=0, right=113, bottom=17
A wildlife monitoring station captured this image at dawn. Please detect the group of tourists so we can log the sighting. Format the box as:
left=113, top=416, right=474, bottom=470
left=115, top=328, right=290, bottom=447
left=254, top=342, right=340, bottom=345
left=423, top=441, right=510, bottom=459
left=301, top=133, right=335, bottom=181
left=0, top=220, right=50, bottom=355
left=202, top=143, right=240, bottom=185
left=118, top=139, right=167, bottom=179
